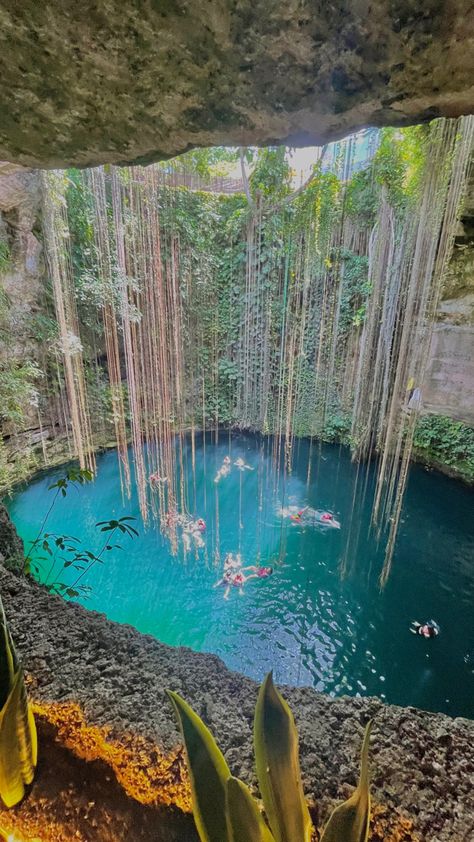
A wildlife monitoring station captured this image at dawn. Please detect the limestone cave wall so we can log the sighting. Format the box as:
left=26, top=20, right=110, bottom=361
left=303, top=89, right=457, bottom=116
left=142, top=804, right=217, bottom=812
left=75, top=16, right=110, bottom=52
left=423, top=179, right=474, bottom=425
left=1, top=1, right=474, bottom=169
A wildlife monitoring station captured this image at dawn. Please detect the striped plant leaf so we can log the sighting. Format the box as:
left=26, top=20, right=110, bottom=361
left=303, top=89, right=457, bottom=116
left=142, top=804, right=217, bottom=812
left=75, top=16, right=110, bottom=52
left=254, top=673, right=312, bottom=842
left=226, top=776, right=276, bottom=842
left=320, top=721, right=372, bottom=842
left=167, top=690, right=231, bottom=842
left=0, top=597, right=37, bottom=808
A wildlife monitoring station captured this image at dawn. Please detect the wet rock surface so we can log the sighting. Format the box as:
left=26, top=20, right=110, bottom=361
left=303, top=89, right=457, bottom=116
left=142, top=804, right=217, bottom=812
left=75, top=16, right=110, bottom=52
left=1, top=566, right=473, bottom=841
left=0, top=2, right=474, bottom=167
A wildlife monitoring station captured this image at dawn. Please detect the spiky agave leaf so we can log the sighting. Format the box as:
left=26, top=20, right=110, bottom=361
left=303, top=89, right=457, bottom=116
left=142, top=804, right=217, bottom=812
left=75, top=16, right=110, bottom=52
left=0, top=598, right=37, bottom=808
left=254, top=673, right=312, bottom=842
left=320, top=721, right=372, bottom=842
left=226, top=776, right=276, bottom=842
left=167, top=690, right=231, bottom=842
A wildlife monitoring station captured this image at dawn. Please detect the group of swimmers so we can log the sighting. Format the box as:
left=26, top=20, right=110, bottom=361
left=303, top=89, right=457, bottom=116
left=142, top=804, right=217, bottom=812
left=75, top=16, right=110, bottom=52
left=214, top=552, right=273, bottom=599
left=214, top=455, right=254, bottom=484
left=164, top=510, right=206, bottom=552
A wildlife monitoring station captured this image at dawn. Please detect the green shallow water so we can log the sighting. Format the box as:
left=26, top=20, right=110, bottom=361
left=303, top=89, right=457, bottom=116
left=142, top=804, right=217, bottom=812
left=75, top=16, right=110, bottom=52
left=6, top=432, right=474, bottom=718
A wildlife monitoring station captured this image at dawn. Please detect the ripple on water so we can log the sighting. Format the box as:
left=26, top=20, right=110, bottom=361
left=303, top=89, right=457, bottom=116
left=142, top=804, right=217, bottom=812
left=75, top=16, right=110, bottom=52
left=6, top=433, right=474, bottom=718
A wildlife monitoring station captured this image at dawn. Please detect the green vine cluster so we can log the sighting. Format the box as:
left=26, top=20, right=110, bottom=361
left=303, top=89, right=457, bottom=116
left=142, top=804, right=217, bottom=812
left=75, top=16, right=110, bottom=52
left=413, top=414, right=474, bottom=483
left=0, top=129, right=473, bottom=491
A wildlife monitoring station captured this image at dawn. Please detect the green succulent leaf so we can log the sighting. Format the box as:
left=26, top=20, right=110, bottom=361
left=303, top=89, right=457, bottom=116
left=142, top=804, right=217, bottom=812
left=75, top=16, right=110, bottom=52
left=254, top=673, right=312, bottom=842
left=167, top=690, right=232, bottom=842
left=226, top=776, right=276, bottom=842
left=0, top=668, right=37, bottom=808
left=320, top=720, right=372, bottom=842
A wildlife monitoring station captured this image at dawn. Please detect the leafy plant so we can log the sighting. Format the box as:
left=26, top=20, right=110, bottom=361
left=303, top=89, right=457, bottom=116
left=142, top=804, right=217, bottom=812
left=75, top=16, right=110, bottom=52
left=29, top=519, right=138, bottom=603
left=413, top=414, right=474, bottom=482
left=168, top=672, right=372, bottom=842
left=23, top=466, right=94, bottom=573
left=0, top=240, right=10, bottom=274
left=0, top=360, right=42, bottom=429
left=0, top=596, right=37, bottom=808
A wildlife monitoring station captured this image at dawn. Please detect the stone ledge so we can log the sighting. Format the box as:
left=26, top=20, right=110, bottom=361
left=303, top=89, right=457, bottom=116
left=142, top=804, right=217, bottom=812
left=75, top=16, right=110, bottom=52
left=1, top=567, right=473, bottom=841
left=1, top=3, right=474, bottom=167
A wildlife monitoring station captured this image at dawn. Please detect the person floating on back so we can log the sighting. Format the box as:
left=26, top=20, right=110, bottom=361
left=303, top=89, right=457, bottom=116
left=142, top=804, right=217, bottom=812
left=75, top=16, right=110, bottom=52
left=410, top=619, right=440, bottom=638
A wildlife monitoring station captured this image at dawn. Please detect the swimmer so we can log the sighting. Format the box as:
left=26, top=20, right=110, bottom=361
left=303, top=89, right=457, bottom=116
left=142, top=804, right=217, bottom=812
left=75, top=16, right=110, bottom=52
left=234, top=457, right=254, bottom=471
left=223, top=552, right=242, bottom=573
left=196, top=518, right=206, bottom=532
left=150, top=472, right=168, bottom=485
left=192, top=531, right=205, bottom=549
left=214, top=569, right=246, bottom=599
left=290, top=507, right=308, bottom=523
left=410, top=620, right=440, bottom=638
left=241, top=565, right=273, bottom=580
left=214, top=457, right=232, bottom=483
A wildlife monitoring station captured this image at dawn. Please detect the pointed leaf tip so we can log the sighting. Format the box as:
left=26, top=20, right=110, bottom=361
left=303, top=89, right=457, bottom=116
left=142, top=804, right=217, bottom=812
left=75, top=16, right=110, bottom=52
left=254, top=672, right=312, bottom=842
left=320, top=720, right=372, bottom=842
left=167, top=689, right=231, bottom=842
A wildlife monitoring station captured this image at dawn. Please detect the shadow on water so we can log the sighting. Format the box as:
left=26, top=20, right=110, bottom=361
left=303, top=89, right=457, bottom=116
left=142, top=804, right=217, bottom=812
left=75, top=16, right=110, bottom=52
left=6, top=431, right=474, bottom=719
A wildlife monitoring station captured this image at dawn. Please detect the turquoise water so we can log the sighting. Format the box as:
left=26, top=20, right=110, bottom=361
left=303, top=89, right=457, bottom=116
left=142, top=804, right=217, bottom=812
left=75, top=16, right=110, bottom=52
left=6, top=433, right=474, bottom=718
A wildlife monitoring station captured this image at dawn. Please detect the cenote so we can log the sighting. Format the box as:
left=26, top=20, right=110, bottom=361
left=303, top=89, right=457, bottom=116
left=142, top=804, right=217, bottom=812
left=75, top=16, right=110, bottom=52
left=8, top=432, right=474, bottom=719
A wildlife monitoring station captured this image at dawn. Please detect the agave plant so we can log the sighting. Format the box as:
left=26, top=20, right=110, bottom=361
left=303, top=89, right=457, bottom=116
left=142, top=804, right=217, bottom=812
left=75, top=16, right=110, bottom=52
left=0, top=596, right=37, bottom=808
left=168, top=673, right=371, bottom=842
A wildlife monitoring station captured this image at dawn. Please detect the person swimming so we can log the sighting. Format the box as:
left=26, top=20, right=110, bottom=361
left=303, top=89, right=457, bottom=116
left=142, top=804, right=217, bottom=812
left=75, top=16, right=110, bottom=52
left=215, top=560, right=273, bottom=598
left=283, top=506, right=341, bottom=529
left=290, top=507, right=308, bottom=522
left=150, top=472, right=168, bottom=485
left=234, top=457, right=254, bottom=471
left=410, top=620, right=440, bottom=638
left=214, top=456, right=232, bottom=483
left=241, top=565, right=273, bottom=579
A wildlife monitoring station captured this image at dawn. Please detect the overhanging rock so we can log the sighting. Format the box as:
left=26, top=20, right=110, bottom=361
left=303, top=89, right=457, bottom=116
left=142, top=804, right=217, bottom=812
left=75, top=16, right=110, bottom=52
left=0, top=2, right=474, bottom=168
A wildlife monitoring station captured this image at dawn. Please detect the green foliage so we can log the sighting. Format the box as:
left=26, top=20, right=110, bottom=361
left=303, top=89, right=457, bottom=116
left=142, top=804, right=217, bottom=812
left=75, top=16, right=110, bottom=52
left=320, top=412, right=352, bottom=445
left=0, top=360, right=42, bottom=428
left=254, top=673, right=312, bottom=842
left=0, top=596, right=37, bottom=808
left=24, top=467, right=138, bottom=598
left=345, top=126, right=428, bottom=221
left=338, top=251, right=371, bottom=334
left=0, top=240, right=11, bottom=274
left=169, top=672, right=372, bottom=842
left=168, top=147, right=240, bottom=178
left=413, top=414, right=474, bottom=482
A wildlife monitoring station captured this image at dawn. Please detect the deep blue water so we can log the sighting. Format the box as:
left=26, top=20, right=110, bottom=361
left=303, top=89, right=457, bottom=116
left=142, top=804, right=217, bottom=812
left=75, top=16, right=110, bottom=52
left=6, top=433, right=474, bottom=718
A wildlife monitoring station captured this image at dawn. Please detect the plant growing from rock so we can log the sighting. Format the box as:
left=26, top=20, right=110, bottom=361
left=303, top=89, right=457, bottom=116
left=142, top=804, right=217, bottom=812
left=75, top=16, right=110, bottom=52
left=168, top=672, right=372, bottom=842
left=22, top=466, right=138, bottom=600
left=0, top=596, right=37, bottom=808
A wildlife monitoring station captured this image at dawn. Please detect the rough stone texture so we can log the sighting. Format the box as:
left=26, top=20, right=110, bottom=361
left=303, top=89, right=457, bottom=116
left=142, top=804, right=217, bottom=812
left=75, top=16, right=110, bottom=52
left=1, top=2, right=474, bottom=168
left=0, top=567, right=473, bottom=841
left=423, top=324, right=474, bottom=425
left=423, top=179, right=474, bottom=426
left=0, top=501, right=24, bottom=567
left=0, top=163, right=43, bottom=361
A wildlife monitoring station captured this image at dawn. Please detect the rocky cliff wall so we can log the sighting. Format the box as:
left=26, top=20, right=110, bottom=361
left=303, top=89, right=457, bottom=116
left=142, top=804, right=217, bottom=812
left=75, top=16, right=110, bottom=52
left=423, top=182, right=474, bottom=426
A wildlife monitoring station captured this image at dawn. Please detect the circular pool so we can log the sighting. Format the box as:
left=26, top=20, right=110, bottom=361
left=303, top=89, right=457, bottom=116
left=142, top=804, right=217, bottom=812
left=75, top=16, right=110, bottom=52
left=7, top=433, right=474, bottom=718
